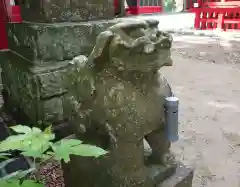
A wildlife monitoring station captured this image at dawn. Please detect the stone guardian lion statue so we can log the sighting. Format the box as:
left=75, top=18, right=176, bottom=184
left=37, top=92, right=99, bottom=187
left=63, top=19, right=176, bottom=187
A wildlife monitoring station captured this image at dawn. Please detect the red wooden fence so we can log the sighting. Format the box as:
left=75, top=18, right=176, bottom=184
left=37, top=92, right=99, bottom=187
left=192, top=0, right=240, bottom=31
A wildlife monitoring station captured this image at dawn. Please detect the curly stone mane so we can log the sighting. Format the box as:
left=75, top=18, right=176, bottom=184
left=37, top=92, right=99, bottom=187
left=88, top=19, right=173, bottom=72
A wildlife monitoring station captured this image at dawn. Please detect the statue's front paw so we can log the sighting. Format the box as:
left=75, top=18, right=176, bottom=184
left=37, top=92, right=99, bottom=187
left=146, top=151, right=176, bottom=167
left=161, top=152, right=177, bottom=166
left=77, top=123, right=87, bottom=134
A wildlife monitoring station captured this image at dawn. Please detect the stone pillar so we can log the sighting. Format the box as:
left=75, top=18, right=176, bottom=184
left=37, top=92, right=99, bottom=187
left=1, top=0, right=118, bottom=135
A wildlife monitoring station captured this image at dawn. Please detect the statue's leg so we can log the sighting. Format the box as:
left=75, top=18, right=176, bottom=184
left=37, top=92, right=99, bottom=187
left=110, top=139, right=154, bottom=187
left=145, top=128, right=174, bottom=165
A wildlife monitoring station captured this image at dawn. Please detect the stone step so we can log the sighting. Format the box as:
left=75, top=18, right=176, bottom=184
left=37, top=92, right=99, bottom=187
left=160, top=164, right=194, bottom=187
left=147, top=164, right=177, bottom=185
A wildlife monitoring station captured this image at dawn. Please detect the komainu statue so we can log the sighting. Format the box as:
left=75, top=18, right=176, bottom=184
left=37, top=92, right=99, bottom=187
left=62, top=19, right=178, bottom=187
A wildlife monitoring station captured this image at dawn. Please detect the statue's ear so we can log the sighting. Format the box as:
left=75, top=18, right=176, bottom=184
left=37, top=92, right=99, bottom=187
left=145, top=19, right=159, bottom=28
left=88, top=30, right=114, bottom=70
left=110, top=20, right=147, bottom=33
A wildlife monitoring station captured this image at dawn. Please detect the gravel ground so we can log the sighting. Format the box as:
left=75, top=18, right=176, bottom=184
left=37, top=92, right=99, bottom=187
left=37, top=161, right=64, bottom=187
left=172, top=34, right=240, bottom=66
left=161, top=34, right=240, bottom=187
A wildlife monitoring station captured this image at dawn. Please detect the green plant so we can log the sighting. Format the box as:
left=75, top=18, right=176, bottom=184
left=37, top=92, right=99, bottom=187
left=0, top=125, right=108, bottom=187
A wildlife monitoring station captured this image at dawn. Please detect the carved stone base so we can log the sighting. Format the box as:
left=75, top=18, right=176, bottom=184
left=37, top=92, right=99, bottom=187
left=159, top=164, right=194, bottom=187
left=63, top=156, right=193, bottom=187
left=147, top=164, right=177, bottom=185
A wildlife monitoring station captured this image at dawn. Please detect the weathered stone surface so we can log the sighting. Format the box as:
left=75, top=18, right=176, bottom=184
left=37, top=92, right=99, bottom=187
left=7, top=19, right=121, bottom=64
left=7, top=17, right=159, bottom=64
left=52, top=122, right=74, bottom=140
left=37, top=68, right=67, bottom=98
left=20, top=0, right=114, bottom=22
left=160, top=164, right=194, bottom=187
left=147, top=164, right=177, bottom=185
left=62, top=20, right=182, bottom=187
left=38, top=97, right=64, bottom=122
left=1, top=52, right=38, bottom=122
left=1, top=51, right=72, bottom=123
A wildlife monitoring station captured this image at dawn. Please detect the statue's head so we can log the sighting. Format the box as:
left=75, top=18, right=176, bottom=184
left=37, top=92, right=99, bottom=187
left=89, top=19, right=173, bottom=73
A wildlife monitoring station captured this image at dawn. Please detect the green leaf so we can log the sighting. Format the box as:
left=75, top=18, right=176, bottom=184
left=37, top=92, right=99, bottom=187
left=43, top=125, right=52, bottom=135
left=54, top=150, right=71, bottom=163
left=10, top=125, right=32, bottom=134
left=0, top=134, right=31, bottom=152
left=0, top=125, right=55, bottom=157
left=55, top=139, right=83, bottom=147
left=71, top=144, right=108, bottom=158
left=0, top=179, right=8, bottom=187
left=22, top=138, right=51, bottom=154
left=51, top=139, right=83, bottom=162
left=31, top=127, right=42, bottom=134
left=21, top=150, right=43, bottom=158
left=51, top=139, right=107, bottom=163
left=0, top=179, right=43, bottom=187
left=0, top=179, right=21, bottom=187
left=21, top=180, right=44, bottom=187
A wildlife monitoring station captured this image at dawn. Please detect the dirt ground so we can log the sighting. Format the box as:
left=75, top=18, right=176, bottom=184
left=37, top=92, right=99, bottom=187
left=161, top=34, right=240, bottom=187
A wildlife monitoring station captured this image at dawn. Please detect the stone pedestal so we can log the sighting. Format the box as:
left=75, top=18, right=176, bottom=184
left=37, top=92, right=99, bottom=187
left=1, top=51, right=70, bottom=123
left=63, top=160, right=193, bottom=187
left=19, top=0, right=114, bottom=22
left=6, top=20, right=120, bottom=63
left=160, top=164, right=193, bottom=187
left=2, top=16, right=120, bottom=128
